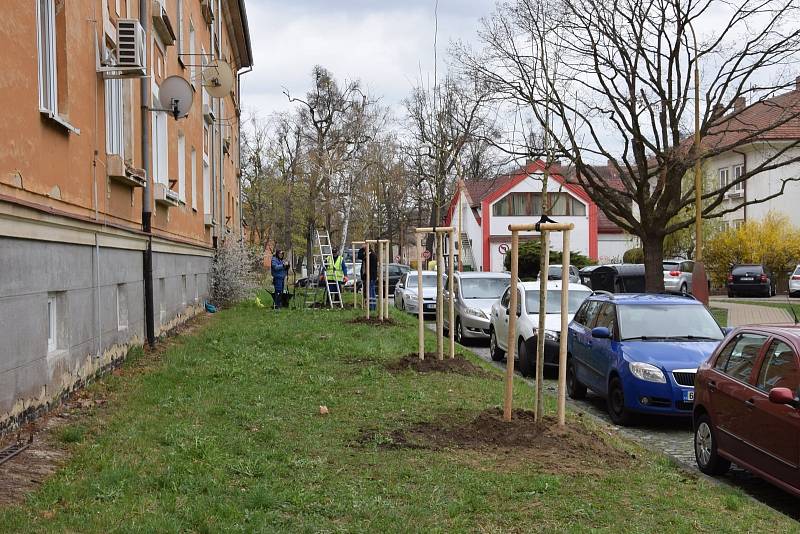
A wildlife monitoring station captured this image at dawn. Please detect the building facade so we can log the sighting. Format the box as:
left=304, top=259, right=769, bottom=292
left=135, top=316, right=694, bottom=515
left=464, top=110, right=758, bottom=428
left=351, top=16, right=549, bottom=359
left=0, top=0, right=252, bottom=431
left=445, top=161, right=601, bottom=272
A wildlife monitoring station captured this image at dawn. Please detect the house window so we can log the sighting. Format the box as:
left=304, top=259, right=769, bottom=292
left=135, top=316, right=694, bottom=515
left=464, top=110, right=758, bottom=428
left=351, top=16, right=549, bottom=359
left=151, top=87, right=169, bottom=186
left=159, top=277, right=166, bottom=324
left=182, top=275, right=187, bottom=306
left=732, top=219, right=745, bottom=229
left=191, top=147, right=197, bottom=210
left=194, top=274, right=199, bottom=302
left=116, top=284, right=128, bottom=330
left=189, top=20, right=197, bottom=89
left=178, top=132, right=186, bottom=201
left=36, top=0, right=57, bottom=115
left=47, top=295, right=57, bottom=352
left=176, top=0, right=184, bottom=58
left=492, top=192, right=587, bottom=217
left=203, top=158, right=211, bottom=215
left=105, top=73, right=124, bottom=156
left=718, top=167, right=730, bottom=189
left=732, top=164, right=744, bottom=192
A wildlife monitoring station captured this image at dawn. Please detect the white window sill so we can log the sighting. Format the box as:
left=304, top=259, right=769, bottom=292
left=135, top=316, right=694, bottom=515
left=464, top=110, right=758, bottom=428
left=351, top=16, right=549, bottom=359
left=40, top=110, right=80, bottom=135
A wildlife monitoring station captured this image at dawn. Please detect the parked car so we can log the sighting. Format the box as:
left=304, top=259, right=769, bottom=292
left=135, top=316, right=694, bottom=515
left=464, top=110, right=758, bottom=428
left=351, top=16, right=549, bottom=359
left=540, top=265, right=580, bottom=283
left=589, top=264, right=646, bottom=293
left=663, top=259, right=694, bottom=294
left=489, top=281, right=593, bottom=376
left=566, top=293, right=725, bottom=425
left=693, top=325, right=800, bottom=497
left=344, top=262, right=361, bottom=289
left=388, top=263, right=410, bottom=295
left=727, top=264, right=776, bottom=298
left=443, top=271, right=511, bottom=344
left=789, top=265, right=800, bottom=298
left=394, top=271, right=444, bottom=314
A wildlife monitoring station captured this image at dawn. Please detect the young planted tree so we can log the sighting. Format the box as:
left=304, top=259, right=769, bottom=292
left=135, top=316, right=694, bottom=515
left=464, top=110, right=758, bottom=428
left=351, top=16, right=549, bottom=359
left=466, top=0, right=800, bottom=291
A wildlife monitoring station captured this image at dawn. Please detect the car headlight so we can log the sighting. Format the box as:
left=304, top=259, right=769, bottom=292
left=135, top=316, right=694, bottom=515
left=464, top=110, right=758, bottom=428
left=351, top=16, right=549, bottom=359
left=629, top=362, right=666, bottom=383
left=533, top=328, right=560, bottom=342
left=407, top=294, right=418, bottom=302
left=464, top=307, right=488, bottom=319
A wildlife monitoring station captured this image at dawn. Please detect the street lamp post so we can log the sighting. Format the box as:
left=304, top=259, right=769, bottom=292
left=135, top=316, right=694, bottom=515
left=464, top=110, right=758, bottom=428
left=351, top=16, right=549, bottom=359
left=689, top=22, right=710, bottom=305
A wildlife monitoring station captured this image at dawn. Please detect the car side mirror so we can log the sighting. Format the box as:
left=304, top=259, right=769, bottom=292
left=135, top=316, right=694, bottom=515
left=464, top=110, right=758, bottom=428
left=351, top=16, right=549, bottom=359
left=768, top=387, right=800, bottom=408
left=397, top=283, right=404, bottom=289
left=721, top=327, right=733, bottom=335
left=591, top=326, right=611, bottom=339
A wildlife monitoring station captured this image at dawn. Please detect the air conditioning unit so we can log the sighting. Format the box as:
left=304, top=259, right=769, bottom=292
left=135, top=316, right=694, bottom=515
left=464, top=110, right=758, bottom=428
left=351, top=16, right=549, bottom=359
left=116, top=19, right=146, bottom=72
left=203, top=104, right=215, bottom=124
left=726, top=189, right=744, bottom=199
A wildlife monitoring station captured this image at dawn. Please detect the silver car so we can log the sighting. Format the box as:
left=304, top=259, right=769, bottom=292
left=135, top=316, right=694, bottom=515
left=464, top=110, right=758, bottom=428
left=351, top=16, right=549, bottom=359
left=663, top=259, right=694, bottom=294
left=790, top=265, right=800, bottom=297
left=443, top=271, right=511, bottom=344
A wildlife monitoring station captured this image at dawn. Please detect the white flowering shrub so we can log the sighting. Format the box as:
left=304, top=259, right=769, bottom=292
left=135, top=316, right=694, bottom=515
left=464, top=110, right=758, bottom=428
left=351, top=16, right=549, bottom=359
left=210, top=241, right=258, bottom=308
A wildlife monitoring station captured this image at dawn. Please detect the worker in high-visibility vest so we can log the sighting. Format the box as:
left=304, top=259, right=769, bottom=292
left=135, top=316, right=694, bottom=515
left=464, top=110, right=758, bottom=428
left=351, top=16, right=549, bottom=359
left=325, top=247, right=348, bottom=304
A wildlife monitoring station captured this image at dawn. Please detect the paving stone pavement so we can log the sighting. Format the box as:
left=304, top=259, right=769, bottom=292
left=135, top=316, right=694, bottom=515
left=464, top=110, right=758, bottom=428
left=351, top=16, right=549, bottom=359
left=711, top=301, right=794, bottom=326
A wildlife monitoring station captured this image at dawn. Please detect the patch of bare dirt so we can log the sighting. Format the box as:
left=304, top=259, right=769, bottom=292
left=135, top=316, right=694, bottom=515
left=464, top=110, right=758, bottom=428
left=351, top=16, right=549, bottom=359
left=0, top=312, right=213, bottom=508
left=348, top=317, right=398, bottom=326
left=386, top=353, right=496, bottom=379
left=362, top=408, right=635, bottom=475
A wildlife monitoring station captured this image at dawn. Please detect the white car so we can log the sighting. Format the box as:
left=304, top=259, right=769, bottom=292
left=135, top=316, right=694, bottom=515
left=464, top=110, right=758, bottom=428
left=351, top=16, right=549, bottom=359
left=394, top=270, right=444, bottom=314
left=489, top=280, right=593, bottom=376
left=790, top=264, right=800, bottom=297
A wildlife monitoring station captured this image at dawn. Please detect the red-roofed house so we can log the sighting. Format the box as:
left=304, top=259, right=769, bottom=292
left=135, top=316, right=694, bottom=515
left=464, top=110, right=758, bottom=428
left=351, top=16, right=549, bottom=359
left=444, top=160, right=602, bottom=271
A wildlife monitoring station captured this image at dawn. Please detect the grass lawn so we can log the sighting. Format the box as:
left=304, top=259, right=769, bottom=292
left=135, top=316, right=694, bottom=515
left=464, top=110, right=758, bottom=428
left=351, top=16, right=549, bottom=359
left=0, top=292, right=795, bottom=532
left=709, top=307, right=729, bottom=327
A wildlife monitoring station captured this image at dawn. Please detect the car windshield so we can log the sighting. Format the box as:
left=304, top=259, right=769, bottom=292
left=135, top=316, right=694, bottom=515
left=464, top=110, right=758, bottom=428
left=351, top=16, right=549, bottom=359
left=525, top=289, right=591, bottom=314
left=618, top=304, right=723, bottom=340
left=662, top=262, right=679, bottom=271
left=460, top=278, right=509, bottom=299
left=406, top=274, right=439, bottom=287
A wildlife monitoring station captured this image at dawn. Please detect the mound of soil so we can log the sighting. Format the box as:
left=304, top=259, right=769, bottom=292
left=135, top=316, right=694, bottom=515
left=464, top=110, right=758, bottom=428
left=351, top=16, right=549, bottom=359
left=386, top=353, right=496, bottom=378
left=348, top=317, right=398, bottom=326
left=366, top=408, right=635, bottom=475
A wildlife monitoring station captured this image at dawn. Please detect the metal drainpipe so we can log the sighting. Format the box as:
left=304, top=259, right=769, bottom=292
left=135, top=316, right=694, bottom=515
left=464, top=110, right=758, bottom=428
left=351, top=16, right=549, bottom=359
left=140, top=0, right=155, bottom=348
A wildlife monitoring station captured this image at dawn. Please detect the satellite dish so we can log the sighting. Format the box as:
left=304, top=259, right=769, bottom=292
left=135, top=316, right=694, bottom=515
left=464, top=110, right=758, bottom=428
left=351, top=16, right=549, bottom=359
left=159, top=76, right=193, bottom=119
left=202, top=60, right=234, bottom=98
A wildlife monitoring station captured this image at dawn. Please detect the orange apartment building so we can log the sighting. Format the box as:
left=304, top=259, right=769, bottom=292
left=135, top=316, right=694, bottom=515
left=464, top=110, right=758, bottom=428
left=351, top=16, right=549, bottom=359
left=0, top=0, right=252, bottom=431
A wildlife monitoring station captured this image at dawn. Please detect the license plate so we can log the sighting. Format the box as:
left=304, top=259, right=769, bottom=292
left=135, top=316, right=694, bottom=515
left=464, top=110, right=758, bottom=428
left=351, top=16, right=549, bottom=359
left=424, top=304, right=435, bottom=311
left=684, top=390, right=694, bottom=402
left=740, top=277, right=753, bottom=281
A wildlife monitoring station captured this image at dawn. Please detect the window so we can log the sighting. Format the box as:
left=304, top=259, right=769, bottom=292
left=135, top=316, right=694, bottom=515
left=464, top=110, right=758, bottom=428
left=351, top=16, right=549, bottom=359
left=714, top=333, right=769, bottom=383
left=36, top=0, right=57, bottom=115
left=500, top=288, right=511, bottom=308
left=732, top=164, right=744, bottom=192
left=492, top=192, right=586, bottom=217
left=524, top=289, right=592, bottom=315
left=756, top=340, right=799, bottom=392
left=203, top=159, right=211, bottom=215
left=177, top=132, right=186, bottom=201
left=47, top=295, right=57, bottom=352
left=159, top=278, right=166, bottom=324
left=617, top=304, right=724, bottom=341
left=194, top=274, right=199, bottom=302
left=116, top=284, right=128, bottom=331
left=189, top=19, right=196, bottom=88
left=732, top=219, right=745, bottom=229
left=718, top=167, right=730, bottom=189
left=582, top=300, right=602, bottom=327
left=191, top=147, right=197, bottom=210
left=594, top=303, right=617, bottom=335
left=176, top=0, right=184, bottom=58
left=181, top=275, right=187, bottom=306
left=105, top=75, right=124, bottom=156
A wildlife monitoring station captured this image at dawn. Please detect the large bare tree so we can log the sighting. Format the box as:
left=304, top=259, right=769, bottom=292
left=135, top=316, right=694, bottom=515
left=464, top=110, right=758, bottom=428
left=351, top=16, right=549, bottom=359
left=465, top=0, right=800, bottom=291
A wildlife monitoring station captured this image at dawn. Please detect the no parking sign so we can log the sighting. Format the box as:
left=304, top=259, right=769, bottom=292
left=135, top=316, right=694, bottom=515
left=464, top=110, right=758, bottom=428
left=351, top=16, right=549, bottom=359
left=498, top=243, right=510, bottom=254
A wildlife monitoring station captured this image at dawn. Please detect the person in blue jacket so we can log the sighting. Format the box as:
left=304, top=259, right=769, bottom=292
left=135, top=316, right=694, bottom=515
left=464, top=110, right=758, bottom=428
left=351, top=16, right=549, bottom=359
left=271, top=250, right=289, bottom=308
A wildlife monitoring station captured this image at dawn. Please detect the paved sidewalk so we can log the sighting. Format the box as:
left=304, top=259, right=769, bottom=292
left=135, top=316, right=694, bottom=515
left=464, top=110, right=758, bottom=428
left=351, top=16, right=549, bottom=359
left=711, top=301, right=793, bottom=326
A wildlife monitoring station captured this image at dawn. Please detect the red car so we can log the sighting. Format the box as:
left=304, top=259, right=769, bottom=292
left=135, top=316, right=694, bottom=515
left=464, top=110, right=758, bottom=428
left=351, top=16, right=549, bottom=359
left=693, top=326, right=800, bottom=497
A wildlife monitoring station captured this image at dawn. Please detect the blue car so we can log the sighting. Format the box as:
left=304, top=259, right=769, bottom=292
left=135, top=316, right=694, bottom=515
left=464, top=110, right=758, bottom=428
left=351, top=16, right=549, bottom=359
left=566, top=293, right=725, bottom=425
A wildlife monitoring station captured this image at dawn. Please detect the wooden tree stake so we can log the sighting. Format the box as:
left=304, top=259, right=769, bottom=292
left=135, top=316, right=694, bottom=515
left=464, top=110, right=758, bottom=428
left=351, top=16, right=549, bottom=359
left=504, top=231, right=520, bottom=421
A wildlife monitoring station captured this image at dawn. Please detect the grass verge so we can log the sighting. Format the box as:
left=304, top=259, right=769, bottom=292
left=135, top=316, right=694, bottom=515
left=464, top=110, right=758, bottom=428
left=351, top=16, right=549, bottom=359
left=0, top=292, right=794, bottom=532
left=709, top=307, right=729, bottom=327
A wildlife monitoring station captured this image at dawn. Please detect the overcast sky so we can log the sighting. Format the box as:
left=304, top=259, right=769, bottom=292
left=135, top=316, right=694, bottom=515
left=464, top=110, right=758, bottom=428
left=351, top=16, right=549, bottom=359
left=240, top=0, right=496, bottom=119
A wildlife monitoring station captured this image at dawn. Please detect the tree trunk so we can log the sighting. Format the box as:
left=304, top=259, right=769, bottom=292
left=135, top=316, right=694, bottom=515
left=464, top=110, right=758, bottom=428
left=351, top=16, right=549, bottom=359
left=642, top=233, right=666, bottom=293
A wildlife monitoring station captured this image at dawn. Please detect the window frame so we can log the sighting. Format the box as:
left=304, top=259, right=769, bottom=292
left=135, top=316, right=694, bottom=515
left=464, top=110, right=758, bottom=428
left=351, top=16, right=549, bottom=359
left=718, top=167, right=730, bottom=189
left=47, top=295, right=57, bottom=352
left=732, top=164, right=744, bottom=192
left=37, top=0, right=58, bottom=116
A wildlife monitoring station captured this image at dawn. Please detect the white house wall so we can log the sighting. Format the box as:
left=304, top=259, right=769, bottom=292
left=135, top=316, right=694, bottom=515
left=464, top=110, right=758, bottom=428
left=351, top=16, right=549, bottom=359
left=458, top=192, right=483, bottom=270
left=598, top=233, right=638, bottom=264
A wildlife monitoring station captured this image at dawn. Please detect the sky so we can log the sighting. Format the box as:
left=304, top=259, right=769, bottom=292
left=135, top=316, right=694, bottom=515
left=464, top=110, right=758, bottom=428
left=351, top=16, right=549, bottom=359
left=240, top=0, right=496, bottom=120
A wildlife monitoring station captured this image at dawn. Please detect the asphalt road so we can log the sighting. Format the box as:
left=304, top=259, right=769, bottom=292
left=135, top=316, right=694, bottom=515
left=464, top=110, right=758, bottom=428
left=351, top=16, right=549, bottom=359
left=460, top=338, right=800, bottom=522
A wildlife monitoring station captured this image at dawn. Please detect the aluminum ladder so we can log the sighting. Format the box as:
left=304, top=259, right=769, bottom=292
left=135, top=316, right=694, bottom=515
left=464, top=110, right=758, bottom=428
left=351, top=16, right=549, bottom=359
left=316, top=229, right=344, bottom=309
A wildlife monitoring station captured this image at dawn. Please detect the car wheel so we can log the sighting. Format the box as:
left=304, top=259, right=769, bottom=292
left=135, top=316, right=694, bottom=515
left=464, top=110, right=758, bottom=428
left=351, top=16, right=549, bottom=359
left=763, top=285, right=771, bottom=298
left=694, top=413, right=731, bottom=475
left=607, top=376, right=634, bottom=426
left=490, top=328, right=505, bottom=362
left=680, top=283, right=688, bottom=295
left=398, top=297, right=405, bottom=311
left=566, top=357, right=587, bottom=399
left=455, top=318, right=465, bottom=345
left=518, top=338, right=532, bottom=377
